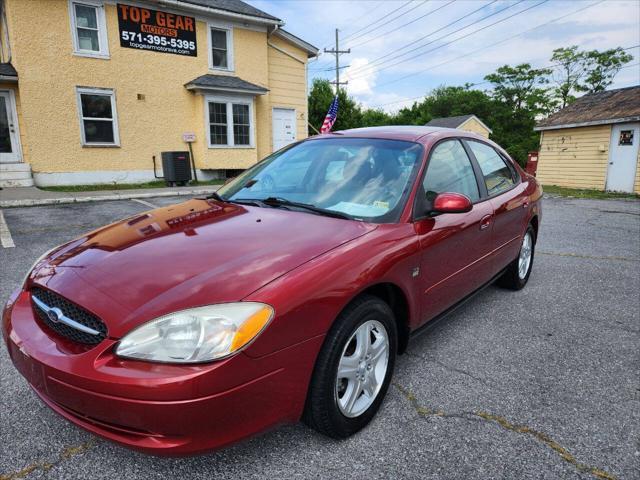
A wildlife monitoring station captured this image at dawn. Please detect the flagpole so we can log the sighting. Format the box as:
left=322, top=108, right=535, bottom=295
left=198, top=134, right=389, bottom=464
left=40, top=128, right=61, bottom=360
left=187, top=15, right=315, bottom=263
left=308, top=122, right=321, bottom=135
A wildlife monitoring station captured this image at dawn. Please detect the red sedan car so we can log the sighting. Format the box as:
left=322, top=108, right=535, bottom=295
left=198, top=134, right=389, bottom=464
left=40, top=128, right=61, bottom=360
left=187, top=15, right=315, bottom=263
left=3, top=126, right=541, bottom=455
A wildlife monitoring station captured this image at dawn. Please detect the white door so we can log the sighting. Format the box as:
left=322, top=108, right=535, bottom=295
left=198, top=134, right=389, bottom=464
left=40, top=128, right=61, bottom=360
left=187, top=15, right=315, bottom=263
left=606, top=123, right=640, bottom=192
left=0, top=91, right=21, bottom=163
left=272, top=108, right=296, bottom=152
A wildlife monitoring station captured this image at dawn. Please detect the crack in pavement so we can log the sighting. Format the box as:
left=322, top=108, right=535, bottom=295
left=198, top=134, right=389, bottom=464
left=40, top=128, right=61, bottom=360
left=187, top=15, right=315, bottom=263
left=404, top=350, right=495, bottom=390
left=0, top=440, right=95, bottom=480
left=393, top=383, right=617, bottom=480
left=537, top=251, right=639, bottom=263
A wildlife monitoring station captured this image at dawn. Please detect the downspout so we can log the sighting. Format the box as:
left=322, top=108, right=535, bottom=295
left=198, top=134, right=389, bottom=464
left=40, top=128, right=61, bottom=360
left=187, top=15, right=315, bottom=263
left=0, top=0, right=12, bottom=63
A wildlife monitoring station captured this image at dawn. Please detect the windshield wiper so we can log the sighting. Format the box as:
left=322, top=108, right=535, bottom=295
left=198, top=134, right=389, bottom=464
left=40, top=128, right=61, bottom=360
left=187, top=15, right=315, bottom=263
left=261, top=197, right=353, bottom=220
left=207, top=192, right=263, bottom=207
left=206, top=191, right=226, bottom=202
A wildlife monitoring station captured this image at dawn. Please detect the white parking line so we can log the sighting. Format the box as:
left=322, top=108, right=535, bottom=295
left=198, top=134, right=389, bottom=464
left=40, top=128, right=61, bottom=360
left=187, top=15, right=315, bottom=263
left=131, top=198, right=157, bottom=209
left=0, top=209, right=15, bottom=248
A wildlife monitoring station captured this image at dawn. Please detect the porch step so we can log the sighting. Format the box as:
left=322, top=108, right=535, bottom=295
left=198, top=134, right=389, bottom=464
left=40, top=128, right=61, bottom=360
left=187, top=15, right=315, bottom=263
left=0, top=162, right=31, bottom=172
left=0, top=163, right=34, bottom=187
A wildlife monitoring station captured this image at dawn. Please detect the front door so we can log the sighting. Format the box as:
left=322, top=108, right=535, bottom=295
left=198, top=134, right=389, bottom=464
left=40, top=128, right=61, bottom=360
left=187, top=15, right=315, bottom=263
left=606, top=123, right=640, bottom=193
left=0, top=90, right=21, bottom=163
left=272, top=108, right=296, bottom=152
left=415, top=139, right=495, bottom=324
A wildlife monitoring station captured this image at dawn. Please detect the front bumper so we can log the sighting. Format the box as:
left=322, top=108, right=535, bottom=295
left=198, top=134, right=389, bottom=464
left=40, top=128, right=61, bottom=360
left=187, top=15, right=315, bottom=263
left=3, top=289, right=323, bottom=455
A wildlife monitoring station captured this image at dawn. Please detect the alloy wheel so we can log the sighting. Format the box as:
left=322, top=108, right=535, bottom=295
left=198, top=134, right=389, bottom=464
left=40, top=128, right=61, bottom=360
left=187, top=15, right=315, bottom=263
left=518, top=232, right=533, bottom=280
left=335, top=320, right=389, bottom=418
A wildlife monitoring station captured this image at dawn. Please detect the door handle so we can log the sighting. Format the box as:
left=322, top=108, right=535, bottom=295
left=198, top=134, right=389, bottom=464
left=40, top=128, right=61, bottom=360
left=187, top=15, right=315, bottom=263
left=480, top=214, right=492, bottom=230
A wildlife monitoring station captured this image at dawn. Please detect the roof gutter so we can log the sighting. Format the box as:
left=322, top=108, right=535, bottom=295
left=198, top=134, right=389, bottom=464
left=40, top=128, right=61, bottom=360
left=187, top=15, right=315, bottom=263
left=271, top=28, right=319, bottom=58
left=534, top=115, right=640, bottom=131
left=156, top=0, right=284, bottom=26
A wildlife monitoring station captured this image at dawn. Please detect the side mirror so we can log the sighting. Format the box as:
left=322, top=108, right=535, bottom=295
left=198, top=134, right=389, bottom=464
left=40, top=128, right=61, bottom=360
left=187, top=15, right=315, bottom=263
left=432, top=192, right=473, bottom=214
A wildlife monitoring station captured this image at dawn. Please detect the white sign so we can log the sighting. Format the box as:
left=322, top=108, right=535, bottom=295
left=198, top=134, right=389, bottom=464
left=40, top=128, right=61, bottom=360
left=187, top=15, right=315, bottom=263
left=182, top=132, right=196, bottom=142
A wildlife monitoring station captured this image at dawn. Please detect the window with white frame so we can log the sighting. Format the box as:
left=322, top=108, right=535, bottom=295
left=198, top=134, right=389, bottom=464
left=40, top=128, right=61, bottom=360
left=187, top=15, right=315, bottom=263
left=69, top=1, right=109, bottom=57
left=76, top=88, right=119, bottom=146
left=209, top=26, right=233, bottom=70
left=206, top=97, right=253, bottom=147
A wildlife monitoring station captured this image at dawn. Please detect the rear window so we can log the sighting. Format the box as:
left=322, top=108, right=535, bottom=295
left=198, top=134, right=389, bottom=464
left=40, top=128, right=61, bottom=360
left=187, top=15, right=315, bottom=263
left=467, top=141, right=516, bottom=196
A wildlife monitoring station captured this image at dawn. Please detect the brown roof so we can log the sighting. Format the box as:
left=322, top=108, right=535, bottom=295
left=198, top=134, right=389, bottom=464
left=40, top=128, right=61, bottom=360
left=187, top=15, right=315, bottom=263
left=535, top=85, right=640, bottom=131
left=171, top=0, right=280, bottom=22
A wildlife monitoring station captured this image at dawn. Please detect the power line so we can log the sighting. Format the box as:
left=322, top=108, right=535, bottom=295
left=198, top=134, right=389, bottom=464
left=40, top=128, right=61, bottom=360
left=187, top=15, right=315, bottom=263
left=310, top=0, right=389, bottom=69
left=346, top=0, right=457, bottom=50
left=341, top=0, right=415, bottom=42
left=372, top=0, right=605, bottom=90
left=368, top=9, right=637, bottom=109
left=311, top=0, right=498, bottom=74
left=343, top=0, right=429, bottom=47
left=311, top=0, right=428, bottom=72
left=347, top=0, right=539, bottom=81
left=345, top=0, right=523, bottom=79
left=311, top=0, right=416, bottom=68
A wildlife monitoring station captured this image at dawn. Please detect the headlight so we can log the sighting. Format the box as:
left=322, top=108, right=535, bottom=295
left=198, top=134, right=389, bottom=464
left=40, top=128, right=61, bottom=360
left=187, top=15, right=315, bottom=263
left=21, top=247, right=58, bottom=287
left=115, top=303, right=274, bottom=363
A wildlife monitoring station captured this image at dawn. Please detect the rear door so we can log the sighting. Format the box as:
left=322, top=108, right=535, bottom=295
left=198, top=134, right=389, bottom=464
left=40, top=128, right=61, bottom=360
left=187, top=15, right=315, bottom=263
left=464, top=140, right=528, bottom=275
left=414, top=139, right=495, bottom=324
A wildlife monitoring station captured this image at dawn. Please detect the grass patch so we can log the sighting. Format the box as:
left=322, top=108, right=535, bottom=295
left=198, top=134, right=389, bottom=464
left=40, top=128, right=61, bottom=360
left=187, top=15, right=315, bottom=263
left=543, top=185, right=639, bottom=200
left=40, top=179, right=224, bottom=193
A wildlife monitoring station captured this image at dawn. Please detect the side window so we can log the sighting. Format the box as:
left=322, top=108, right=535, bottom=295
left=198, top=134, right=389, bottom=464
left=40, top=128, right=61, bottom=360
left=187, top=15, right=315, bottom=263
left=70, top=1, right=109, bottom=57
left=423, top=140, right=480, bottom=202
left=467, top=141, right=516, bottom=196
left=209, top=26, right=233, bottom=71
left=76, top=87, right=119, bottom=146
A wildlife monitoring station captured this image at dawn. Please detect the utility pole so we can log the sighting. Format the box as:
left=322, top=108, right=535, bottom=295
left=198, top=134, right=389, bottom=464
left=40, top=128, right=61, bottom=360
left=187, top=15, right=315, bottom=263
left=324, top=28, right=350, bottom=94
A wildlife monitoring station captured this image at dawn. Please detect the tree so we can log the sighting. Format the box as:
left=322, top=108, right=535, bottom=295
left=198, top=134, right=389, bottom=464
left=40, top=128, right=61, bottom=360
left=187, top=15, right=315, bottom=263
left=550, top=46, right=586, bottom=108
left=360, top=108, right=392, bottom=127
left=307, top=79, right=362, bottom=134
left=392, top=85, right=496, bottom=126
left=581, top=47, right=634, bottom=93
left=484, top=63, right=553, bottom=114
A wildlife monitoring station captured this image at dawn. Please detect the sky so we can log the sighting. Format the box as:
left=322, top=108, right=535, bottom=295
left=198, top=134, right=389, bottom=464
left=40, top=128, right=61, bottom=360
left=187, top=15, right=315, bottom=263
left=247, top=0, right=640, bottom=112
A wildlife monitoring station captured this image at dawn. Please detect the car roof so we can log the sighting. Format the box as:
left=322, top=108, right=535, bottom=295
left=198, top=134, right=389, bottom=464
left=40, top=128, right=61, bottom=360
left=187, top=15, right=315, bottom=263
left=323, top=125, right=480, bottom=143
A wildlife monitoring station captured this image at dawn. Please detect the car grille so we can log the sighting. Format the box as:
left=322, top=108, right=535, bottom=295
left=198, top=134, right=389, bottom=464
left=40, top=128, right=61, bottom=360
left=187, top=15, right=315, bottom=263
left=31, top=287, right=108, bottom=345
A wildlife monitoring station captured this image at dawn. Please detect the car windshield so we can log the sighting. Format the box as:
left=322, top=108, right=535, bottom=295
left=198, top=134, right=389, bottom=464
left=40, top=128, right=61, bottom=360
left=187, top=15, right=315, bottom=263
left=217, top=137, right=424, bottom=223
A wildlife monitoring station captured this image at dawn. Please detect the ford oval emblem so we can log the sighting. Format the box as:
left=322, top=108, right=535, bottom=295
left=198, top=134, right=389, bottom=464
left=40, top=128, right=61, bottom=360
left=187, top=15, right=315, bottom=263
left=47, top=308, right=63, bottom=324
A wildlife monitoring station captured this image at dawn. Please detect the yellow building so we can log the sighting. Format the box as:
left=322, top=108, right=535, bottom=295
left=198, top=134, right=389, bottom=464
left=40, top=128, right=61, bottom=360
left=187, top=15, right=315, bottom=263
left=0, top=0, right=317, bottom=187
left=425, top=114, right=493, bottom=139
left=535, top=86, right=640, bottom=194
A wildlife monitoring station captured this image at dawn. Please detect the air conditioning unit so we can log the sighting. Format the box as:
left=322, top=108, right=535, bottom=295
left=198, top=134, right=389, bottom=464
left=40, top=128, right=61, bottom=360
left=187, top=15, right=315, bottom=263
left=161, top=151, right=192, bottom=186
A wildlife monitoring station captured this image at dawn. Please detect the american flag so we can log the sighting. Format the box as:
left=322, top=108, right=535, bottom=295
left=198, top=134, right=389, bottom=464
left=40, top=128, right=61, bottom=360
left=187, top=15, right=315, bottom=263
left=320, top=96, right=339, bottom=133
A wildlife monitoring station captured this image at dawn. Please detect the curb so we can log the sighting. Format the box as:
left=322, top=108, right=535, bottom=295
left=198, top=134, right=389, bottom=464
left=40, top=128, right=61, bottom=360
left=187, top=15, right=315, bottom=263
left=0, top=187, right=219, bottom=208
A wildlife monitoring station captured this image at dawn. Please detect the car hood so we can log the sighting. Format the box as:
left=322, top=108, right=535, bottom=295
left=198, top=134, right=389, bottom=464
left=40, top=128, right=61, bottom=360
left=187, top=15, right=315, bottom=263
left=30, top=198, right=377, bottom=337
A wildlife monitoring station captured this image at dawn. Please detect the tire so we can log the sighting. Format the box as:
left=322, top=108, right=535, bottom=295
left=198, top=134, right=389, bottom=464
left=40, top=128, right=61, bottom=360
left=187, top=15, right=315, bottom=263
left=497, top=225, right=536, bottom=290
left=303, top=295, right=397, bottom=438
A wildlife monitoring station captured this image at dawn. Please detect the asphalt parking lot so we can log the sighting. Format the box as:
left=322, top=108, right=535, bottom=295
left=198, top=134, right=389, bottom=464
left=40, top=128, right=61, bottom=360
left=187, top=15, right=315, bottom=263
left=0, top=195, right=638, bottom=480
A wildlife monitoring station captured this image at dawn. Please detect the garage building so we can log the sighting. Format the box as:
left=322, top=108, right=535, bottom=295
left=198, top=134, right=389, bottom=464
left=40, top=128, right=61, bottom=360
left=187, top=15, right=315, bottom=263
left=534, top=85, right=640, bottom=194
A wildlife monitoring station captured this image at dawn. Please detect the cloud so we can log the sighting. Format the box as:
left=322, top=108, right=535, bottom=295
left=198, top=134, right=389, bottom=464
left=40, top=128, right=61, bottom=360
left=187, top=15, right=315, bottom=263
left=248, top=0, right=639, bottom=101
left=343, top=57, right=377, bottom=96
